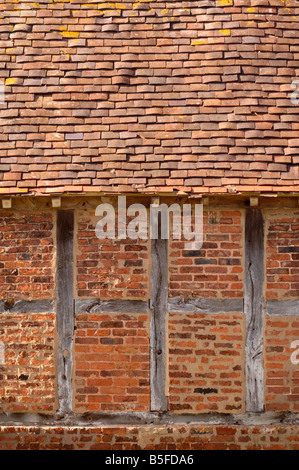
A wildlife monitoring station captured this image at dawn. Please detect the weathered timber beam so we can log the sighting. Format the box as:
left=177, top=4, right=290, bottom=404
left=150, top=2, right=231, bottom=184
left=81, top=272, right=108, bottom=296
left=266, top=300, right=299, bottom=316
left=56, top=210, right=74, bottom=415
left=0, top=300, right=54, bottom=314
left=150, top=237, right=168, bottom=412
left=244, top=208, right=265, bottom=413
left=168, top=298, right=244, bottom=314
left=74, top=299, right=149, bottom=314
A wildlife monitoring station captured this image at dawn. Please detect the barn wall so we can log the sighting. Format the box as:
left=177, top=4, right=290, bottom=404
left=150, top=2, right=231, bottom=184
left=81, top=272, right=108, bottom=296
left=0, top=195, right=298, bottom=449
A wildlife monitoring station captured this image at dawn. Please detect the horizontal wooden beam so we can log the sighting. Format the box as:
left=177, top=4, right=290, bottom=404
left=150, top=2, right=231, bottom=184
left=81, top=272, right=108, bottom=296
left=168, top=297, right=244, bottom=314
left=75, top=299, right=149, bottom=315
left=266, top=300, right=299, bottom=316
left=76, top=297, right=246, bottom=316
left=0, top=299, right=54, bottom=314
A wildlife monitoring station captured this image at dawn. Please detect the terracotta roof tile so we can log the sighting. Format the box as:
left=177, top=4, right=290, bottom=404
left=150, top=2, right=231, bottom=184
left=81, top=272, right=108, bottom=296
left=0, top=0, right=298, bottom=195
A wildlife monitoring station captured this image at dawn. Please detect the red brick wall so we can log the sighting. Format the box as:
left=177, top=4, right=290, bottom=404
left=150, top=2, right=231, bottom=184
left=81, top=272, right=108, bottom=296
left=0, top=202, right=299, bottom=447
left=74, top=208, right=151, bottom=412
left=76, top=211, right=149, bottom=299
left=0, top=211, right=56, bottom=413
left=265, top=316, right=299, bottom=413
left=1, top=424, right=299, bottom=450
left=266, top=209, right=299, bottom=300
left=264, top=209, right=299, bottom=412
left=169, top=210, right=244, bottom=299
left=0, top=313, right=56, bottom=413
left=167, top=209, right=245, bottom=414
left=168, top=313, right=245, bottom=414
left=0, top=212, right=55, bottom=299
left=74, top=312, right=150, bottom=412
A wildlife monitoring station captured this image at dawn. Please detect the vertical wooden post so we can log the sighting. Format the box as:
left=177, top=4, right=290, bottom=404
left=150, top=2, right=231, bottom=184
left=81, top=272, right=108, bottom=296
left=244, top=208, right=265, bottom=412
left=56, top=210, right=74, bottom=414
left=150, top=237, right=168, bottom=412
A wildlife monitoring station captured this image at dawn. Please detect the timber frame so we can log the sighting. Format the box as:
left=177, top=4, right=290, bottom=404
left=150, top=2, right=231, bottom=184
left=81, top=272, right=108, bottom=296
left=0, top=194, right=299, bottom=428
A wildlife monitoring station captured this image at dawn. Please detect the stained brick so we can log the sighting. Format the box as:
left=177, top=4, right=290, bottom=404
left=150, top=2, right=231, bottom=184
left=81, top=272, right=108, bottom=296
left=0, top=313, right=56, bottom=413
left=168, top=313, right=245, bottom=414
left=265, top=316, right=299, bottom=413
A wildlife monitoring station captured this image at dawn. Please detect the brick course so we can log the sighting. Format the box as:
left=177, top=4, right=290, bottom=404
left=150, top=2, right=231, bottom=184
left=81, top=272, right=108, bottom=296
left=266, top=209, right=299, bottom=300
left=0, top=313, right=56, bottom=414
left=74, top=312, right=150, bottom=413
left=265, top=316, right=299, bottom=413
left=169, top=210, right=244, bottom=299
left=168, top=312, right=245, bottom=414
left=76, top=211, right=150, bottom=299
left=0, top=211, right=55, bottom=300
left=1, top=424, right=299, bottom=450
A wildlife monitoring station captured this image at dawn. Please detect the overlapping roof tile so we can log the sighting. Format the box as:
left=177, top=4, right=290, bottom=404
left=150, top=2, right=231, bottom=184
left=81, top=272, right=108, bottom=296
left=0, top=0, right=298, bottom=195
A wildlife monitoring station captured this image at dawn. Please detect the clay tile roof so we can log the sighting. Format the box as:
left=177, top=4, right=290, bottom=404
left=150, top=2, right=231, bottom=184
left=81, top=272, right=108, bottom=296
left=0, top=0, right=299, bottom=196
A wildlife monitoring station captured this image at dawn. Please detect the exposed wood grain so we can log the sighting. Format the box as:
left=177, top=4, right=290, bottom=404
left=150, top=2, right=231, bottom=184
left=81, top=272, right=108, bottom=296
left=0, top=300, right=54, bottom=314
left=150, top=238, right=168, bottom=412
left=75, top=299, right=149, bottom=314
left=244, top=209, right=265, bottom=413
left=168, top=298, right=244, bottom=314
left=56, top=210, right=74, bottom=414
left=266, top=300, right=299, bottom=316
